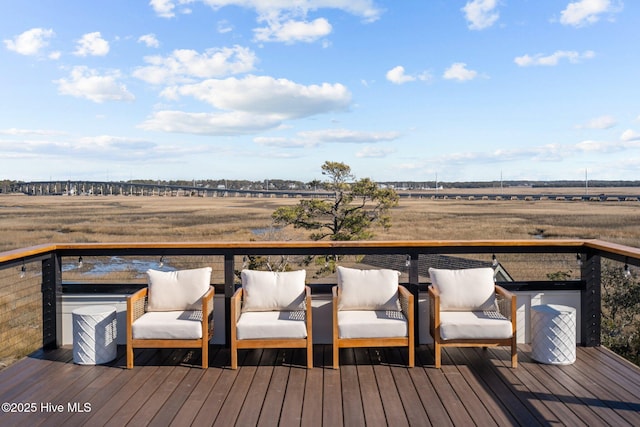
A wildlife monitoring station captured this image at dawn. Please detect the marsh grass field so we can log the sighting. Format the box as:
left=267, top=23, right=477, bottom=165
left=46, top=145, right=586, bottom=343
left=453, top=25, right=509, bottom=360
left=2, top=190, right=640, bottom=281
left=1, top=191, right=640, bottom=367
left=1, top=190, right=640, bottom=249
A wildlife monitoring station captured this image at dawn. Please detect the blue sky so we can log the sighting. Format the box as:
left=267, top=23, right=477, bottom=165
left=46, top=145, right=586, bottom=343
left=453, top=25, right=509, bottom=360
left=1, top=0, right=638, bottom=183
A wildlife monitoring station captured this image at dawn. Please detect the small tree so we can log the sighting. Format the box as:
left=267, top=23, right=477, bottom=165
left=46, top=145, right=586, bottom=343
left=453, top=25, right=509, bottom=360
left=272, top=161, right=399, bottom=241
left=601, top=262, right=640, bottom=365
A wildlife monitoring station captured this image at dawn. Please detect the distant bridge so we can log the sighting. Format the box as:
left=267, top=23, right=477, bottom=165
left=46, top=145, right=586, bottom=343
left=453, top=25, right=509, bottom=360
left=8, top=180, right=331, bottom=198
left=7, top=181, right=640, bottom=202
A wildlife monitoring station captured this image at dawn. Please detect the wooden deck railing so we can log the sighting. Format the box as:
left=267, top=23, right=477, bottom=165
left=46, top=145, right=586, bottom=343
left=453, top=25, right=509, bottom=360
left=1, top=239, right=639, bottom=353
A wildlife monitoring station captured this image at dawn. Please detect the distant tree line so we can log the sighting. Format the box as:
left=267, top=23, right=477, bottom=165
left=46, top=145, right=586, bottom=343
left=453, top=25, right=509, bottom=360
left=5, top=179, right=640, bottom=193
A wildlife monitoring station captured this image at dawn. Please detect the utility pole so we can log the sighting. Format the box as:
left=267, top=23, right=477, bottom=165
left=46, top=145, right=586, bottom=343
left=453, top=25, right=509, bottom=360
left=435, top=172, right=438, bottom=197
left=585, top=169, right=588, bottom=195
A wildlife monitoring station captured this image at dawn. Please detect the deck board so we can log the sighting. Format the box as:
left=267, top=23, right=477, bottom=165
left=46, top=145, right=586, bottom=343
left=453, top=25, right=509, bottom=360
left=1, top=345, right=640, bottom=426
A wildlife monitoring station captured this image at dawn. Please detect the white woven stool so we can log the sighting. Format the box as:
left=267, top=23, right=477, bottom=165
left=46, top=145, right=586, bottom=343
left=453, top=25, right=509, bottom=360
left=530, top=304, right=576, bottom=365
left=72, top=305, right=118, bottom=365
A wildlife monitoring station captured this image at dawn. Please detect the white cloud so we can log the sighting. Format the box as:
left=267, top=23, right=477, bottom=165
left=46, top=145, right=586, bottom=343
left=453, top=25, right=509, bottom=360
left=74, top=32, right=110, bottom=57
left=356, top=146, right=396, bottom=158
left=462, top=0, right=500, bottom=30
left=138, top=34, right=160, bottom=48
left=298, top=128, right=400, bottom=143
left=166, top=75, right=351, bottom=119
left=254, top=17, right=332, bottom=43
left=385, top=66, right=431, bottom=84
left=575, top=140, right=616, bottom=152
left=621, top=129, right=640, bottom=142
left=253, top=136, right=291, bottom=147
left=578, top=115, right=617, bottom=130
left=575, top=137, right=640, bottom=153
left=386, top=66, right=414, bottom=84
left=142, top=76, right=351, bottom=135
left=217, top=20, right=233, bottom=34
left=443, top=62, right=478, bottom=81
left=77, top=135, right=157, bottom=152
left=4, top=28, right=55, bottom=56
left=133, top=45, right=257, bottom=85
left=0, top=134, right=160, bottom=161
left=150, top=0, right=176, bottom=18
left=514, top=50, right=595, bottom=67
left=152, top=1, right=383, bottom=22
left=139, top=110, right=282, bottom=135
left=254, top=129, right=400, bottom=148
left=559, top=0, right=621, bottom=27
left=151, top=1, right=382, bottom=48
left=0, top=128, right=67, bottom=136
left=54, top=66, right=135, bottom=103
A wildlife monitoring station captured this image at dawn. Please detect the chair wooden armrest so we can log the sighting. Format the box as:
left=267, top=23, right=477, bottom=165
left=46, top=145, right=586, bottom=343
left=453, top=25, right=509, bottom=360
left=398, top=285, right=413, bottom=320
left=304, top=285, right=312, bottom=313
left=304, top=286, right=313, bottom=350
left=231, top=287, right=243, bottom=323
left=201, top=286, right=215, bottom=338
left=428, top=285, right=440, bottom=338
left=398, top=285, right=415, bottom=367
left=495, top=285, right=515, bottom=320
left=127, top=288, right=148, bottom=327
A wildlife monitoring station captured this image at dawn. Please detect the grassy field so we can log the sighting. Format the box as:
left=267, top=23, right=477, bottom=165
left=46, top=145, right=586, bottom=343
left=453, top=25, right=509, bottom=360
left=2, top=191, right=639, bottom=282
left=2, top=192, right=640, bottom=250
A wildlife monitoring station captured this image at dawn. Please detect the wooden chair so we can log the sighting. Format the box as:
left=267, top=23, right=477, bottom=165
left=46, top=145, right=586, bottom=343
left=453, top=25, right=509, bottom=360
left=332, top=266, right=414, bottom=369
left=428, top=267, right=517, bottom=368
left=230, top=269, right=313, bottom=369
left=126, top=267, right=214, bottom=369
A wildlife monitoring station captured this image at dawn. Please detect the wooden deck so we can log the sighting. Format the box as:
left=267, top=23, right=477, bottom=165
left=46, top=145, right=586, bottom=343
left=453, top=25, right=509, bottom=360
left=1, top=345, right=640, bottom=426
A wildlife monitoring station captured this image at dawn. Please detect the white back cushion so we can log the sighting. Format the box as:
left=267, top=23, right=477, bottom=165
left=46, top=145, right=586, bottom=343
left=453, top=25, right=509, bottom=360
left=337, top=266, right=400, bottom=311
left=146, top=267, right=212, bottom=312
left=429, top=267, right=496, bottom=311
left=241, top=269, right=306, bottom=312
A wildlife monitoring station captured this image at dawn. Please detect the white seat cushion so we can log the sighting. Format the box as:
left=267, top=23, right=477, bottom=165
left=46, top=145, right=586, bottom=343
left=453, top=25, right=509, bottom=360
left=132, top=311, right=203, bottom=340
left=236, top=311, right=308, bottom=340
left=337, top=266, right=401, bottom=311
left=439, top=311, right=512, bottom=340
left=241, top=269, right=306, bottom=312
left=429, top=267, right=497, bottom=311
left=337, top=310, right=408, bottom=339
left=146, top=267, right=212, bottom=312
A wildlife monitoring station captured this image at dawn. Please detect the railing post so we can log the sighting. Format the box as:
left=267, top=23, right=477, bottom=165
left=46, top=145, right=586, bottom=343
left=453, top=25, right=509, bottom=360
left=408, top=252, right=420, bottom=345
left=224, top=253, right=235, bottom=347
left=580, top=252, right=601, bottom=347
left=41, top=252, right=62, bottom=350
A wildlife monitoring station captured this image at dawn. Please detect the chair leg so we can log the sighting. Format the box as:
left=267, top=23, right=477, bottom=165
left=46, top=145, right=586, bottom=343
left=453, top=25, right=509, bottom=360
left=126, top=343, right=134, bottom=369
left=333, top=343, right=339, bottom=370
left=231, top=342, right=238, bottom=370
left=202, top=341, right=208, bottom=369
left=434, top=341, right=441, bottom=368
left=511, top=338, right=518, bottom=368
left=408, top=342, right=415, bottom=368
left=307, top=342, right=313, bottom=369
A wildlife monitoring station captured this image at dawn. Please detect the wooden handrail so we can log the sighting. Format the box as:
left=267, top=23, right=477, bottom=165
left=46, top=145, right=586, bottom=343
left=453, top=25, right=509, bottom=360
left=2, top=239, right=640, bottom=267
left=0, top=243, right=57, bottom=263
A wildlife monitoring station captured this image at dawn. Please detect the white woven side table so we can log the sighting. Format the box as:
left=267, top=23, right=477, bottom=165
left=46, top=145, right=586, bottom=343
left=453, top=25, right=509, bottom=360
left=72, top=305, right=117, bottom=365
left=530, top=304, right=576, bottom=365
